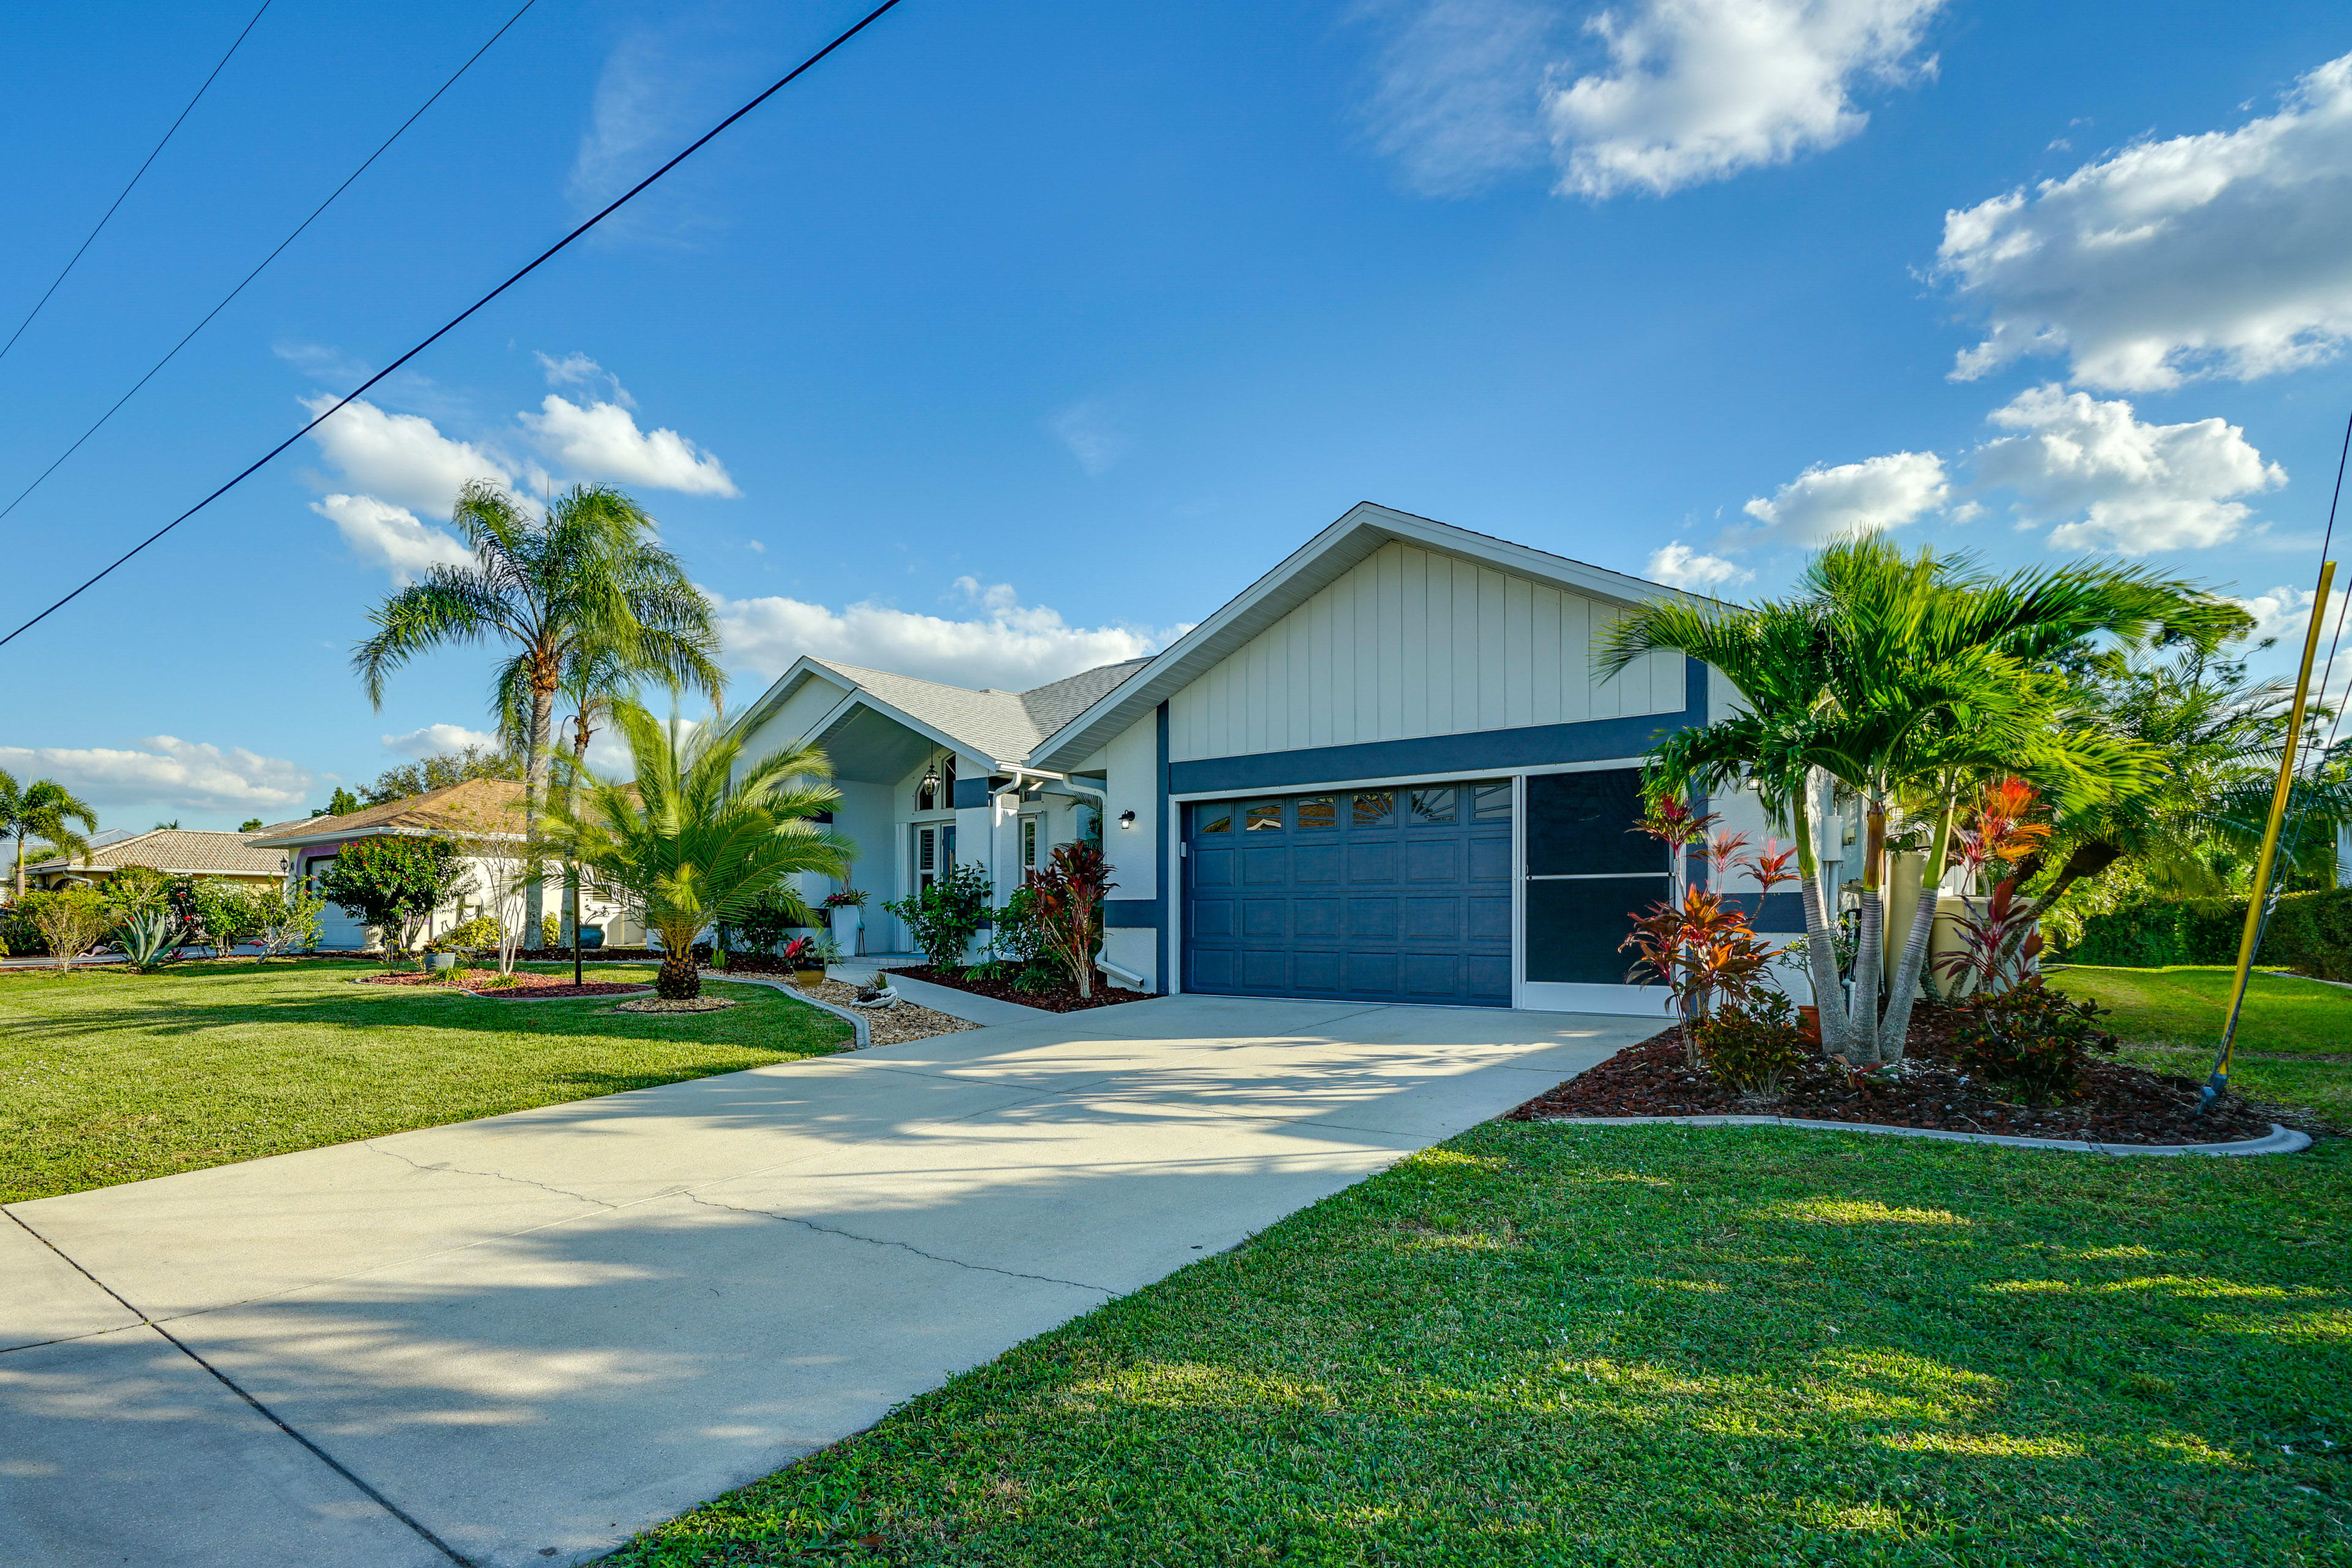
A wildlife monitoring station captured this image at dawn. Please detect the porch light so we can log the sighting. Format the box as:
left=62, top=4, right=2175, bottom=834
left=1118, top=810, right=1137, bottom=829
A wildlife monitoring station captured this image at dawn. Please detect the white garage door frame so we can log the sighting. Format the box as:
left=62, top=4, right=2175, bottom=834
left=1168, top=756, right=1675, bottom=1019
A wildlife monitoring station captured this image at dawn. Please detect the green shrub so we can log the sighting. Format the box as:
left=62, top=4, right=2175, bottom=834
left=434, top=915, right=505, bottom=952
left=1695, top=992, right=1812, bottom=1094
left=1953, top=978, right=2118, bottom=1104
left=2067, top=887, right=2352, bottom=978
left=884, top=864, right=993, bottom=970
left=0, top=908, right=47, bottom=957
left=540, top=913, right=562, bottom=950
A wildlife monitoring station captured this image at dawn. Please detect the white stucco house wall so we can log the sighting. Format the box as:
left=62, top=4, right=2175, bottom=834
left=250, top=778, right=641, bottom=951
left=728, top=503, right=1794, bottom=1016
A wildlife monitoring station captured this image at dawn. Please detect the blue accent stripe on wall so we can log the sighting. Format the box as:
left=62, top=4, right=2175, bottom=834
left=1106, top=897, right=1165, bottom=929
left=1166, top=657, right=1707, bottom=797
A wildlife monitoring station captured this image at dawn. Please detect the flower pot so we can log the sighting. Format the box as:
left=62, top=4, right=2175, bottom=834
left=794, top=965, right=827, bottom=989
left=1797, top=1005, right=1822, bottom=1044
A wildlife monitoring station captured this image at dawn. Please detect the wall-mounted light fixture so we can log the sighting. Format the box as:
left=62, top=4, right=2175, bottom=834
left=1118, top=810, right=1137, bottom=829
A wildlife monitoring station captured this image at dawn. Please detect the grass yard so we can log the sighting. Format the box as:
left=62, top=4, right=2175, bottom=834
left=0, top=959, right=851, bottom=1202
left=2049, top=964, right=2352, bottom=1127
left=612, top=1124, right=2349, bottom=1567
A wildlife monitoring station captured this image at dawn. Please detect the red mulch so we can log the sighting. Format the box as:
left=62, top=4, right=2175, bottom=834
left=352, top=970, right=652, bottom=999
left=1507, top=1003, right=2286, bottom=1146
left=897, top=965, right=1152, bottom=1012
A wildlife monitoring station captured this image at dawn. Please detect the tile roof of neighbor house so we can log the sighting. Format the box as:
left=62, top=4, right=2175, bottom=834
left=806, top=657, right=1152, bottom=767
left=20, top=821, right=314, bottom=878
left=248, top=777, right=528, bottom=848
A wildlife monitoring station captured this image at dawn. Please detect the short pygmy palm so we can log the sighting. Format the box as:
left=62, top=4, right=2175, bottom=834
left=537, top=702, right=853, bottom=999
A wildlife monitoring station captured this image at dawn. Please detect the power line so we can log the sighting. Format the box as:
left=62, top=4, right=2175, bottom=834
left=0, top=0, right=543, bottom=528
left=0, top=1, right=274, bottom=367
left=0, top=0, right=908, bottom=654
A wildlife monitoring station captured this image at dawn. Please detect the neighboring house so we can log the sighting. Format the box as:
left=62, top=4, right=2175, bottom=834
left=20, top=823, right=309, bottom=894
left=251, top=778, right=641, bottom=951
left=731, top=502, right=1789, bottom=1016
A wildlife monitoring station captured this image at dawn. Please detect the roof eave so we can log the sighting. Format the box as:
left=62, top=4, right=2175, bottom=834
left=1027, top=501, right=1711, bottom=771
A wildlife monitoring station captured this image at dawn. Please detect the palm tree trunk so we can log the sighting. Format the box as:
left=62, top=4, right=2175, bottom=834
left=1849, top=797, right=1887, bottom=1064
left=1793, top=804, right=1850, bottom=1058
left=522, top=683, right=555, bottom=941
left=11, top=827, right=24, bottom=902
left=1881, top=796, right=1956, bottom=1063
left=656, top=945, right=701, bottom=1000
left=560, top=728, right=589, bottom=948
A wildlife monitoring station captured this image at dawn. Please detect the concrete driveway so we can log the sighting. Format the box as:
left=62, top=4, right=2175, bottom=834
left=0, top=990, right=1648, bottom=1568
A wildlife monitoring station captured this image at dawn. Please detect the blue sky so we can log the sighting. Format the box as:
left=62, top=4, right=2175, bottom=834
left=4, top=0, right=2350, bottom=831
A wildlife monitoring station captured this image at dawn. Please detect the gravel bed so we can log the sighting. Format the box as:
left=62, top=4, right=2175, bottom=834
left=801, top=978, right=979, bottom=1045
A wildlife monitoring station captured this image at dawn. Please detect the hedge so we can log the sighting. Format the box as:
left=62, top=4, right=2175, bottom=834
left=2065, top=886, right=2352, bottom=978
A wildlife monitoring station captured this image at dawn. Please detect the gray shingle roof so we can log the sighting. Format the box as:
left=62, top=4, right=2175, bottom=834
left=808, top=657, right=1153, bottom=767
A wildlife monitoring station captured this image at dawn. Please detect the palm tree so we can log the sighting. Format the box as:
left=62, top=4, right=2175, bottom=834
left=535, top=700, right=854, bottom=999
left=352, top=481, right=726, bottom=933
left=1604, top=537, right=2230, bottom=1063
left=1, top=772, right=99, bottom=902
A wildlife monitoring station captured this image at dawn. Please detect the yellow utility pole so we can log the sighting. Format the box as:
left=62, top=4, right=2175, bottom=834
left=2207, top=559, right=2336, bottom=1112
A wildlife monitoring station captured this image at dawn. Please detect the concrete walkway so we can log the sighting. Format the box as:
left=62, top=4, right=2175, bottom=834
left=0, top=992, right=1648, bottom=1567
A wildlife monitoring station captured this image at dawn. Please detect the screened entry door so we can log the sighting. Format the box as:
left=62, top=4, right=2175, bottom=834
left=1184, top=781, right=1513, bottom=1006
left=1520, top=768, right=1674, bottom=1016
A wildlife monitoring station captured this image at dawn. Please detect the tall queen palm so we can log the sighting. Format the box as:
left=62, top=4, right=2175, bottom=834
left=537, top=701, right=854, bottom=999
left=353, top=481, right=725, bottom=935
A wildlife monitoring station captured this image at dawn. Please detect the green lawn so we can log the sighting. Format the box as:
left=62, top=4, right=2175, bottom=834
left=0, top=959, right=851, bottom=1203
left=2048, top=964, right=2352, bottom=1126
left=612, top=1125, right=2350, bottom=1567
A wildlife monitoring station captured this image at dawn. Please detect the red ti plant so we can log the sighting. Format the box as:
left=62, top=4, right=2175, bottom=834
left=1028, top=842, right=1116, bottom=999
left=1633, top=793, right=1722, bottom=899
left=1951, top=777, right=2051, bottom=891
left=1621, top=888, right=1786, bottom=1067
left=1930, top=878, right=2043, bottom=1001
left=1703, top=829, right=1754, bottom=883
left=1740, top=839, right=1800, bottom=897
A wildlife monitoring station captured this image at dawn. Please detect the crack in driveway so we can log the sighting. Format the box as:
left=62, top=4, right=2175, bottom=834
left=674, top=1189, right=1115, bottom=1295
left=361, top=1139, right=631, bottom=1211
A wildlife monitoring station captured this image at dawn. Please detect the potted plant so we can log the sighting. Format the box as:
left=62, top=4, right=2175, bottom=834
left=782, top=935, right=826, bottom=988
left=823, top=888, right=868, bottom=956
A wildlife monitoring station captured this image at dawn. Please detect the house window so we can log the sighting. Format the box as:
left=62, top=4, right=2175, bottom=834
left=1193, top=804, right=1231, bottom=834
left=1022, top=816, right=1038, bottom=870
left=1409, top=786, right=1459, bottom=824
left=1294, top=796, right=1336, bottom=830
left=915, top=824, right=956, bottom=891
left=1472, top=781, right=1513, bottom=822
left=1352, top=791, right=1395, bottom=827
left=1244, top=801, right=1283, bottom=832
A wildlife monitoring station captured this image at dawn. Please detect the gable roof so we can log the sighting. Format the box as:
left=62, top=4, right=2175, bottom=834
left=734, top=655, right=1154, bottom=772
left=1028, top=502, right=1705, bottom=772
left=248, top=777, right=526, bottom=849
left=21, top=821, right=312, bottom=878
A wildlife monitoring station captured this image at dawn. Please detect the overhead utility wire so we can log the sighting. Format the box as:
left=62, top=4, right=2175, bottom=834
left=0, top=0, right=543, bottom=528
left=0, top=0, right=908, bottom=654
left=0, top=0, right=274, bottom=367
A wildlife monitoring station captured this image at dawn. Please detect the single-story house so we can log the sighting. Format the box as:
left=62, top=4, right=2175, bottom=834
left=250, top=778, right=642, bottom=951
left=19, top=824, right=309, bottom=894
left=731, top=502, right=1816, bottom=1017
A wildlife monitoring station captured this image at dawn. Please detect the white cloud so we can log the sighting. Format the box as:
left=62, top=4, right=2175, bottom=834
left=1045, top=401, right=1130, bottom=477
left=301, top=396, right=512, bottom=516
left=1940, top=52, right=2352, bottom=390
left=1737, top=450, right=1948, bottom=544
left=2226, top=583, right=2346, bottom=648
left=0, top=737, right=314, bottom=813
left=519, top=394, right=739, bottom=497
left=536, top=351, right=636, bottom=409
left=710, top=579, right=1164, bottom=689
left=1546, top=0, right=1947, bottom=197
left=1972, top=385, right=2284, bottom=553
left=311, top=494, right=473, bottom=585
left=382, top=723, right=502, bottom=760
left=1357, top=0, right=1563, bottom=195
left=1645, top=541, right=1752, bottom=590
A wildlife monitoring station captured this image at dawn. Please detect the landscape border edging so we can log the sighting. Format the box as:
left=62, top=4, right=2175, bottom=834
left=1537, top=1114, right=2312, bottom=1158
left=698, top=969, right=870, bottom=1049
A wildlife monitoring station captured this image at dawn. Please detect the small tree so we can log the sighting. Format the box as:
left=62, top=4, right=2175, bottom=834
left=23, top=888, right=113, bottom=971
left=254, top=883, right=326, bottom=961
left=190, top=880, right=262, bottom=957
left=1028, top=843, right=1114, bottom=998
left=317, top=836, right=471, bottom=971
left=884, top=864, right=993, bottom=973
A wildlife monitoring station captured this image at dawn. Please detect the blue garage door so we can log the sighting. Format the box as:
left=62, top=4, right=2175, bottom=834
left=1185, top=781, right=1513, bottom=1006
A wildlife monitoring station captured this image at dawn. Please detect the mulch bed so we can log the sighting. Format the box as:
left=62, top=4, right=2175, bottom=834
left=896, top=965, right=1152, bottom=1013
left=352, top=971, right=653, bottom=1000
left=1507, top=1003, right=2282, bottom=1146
